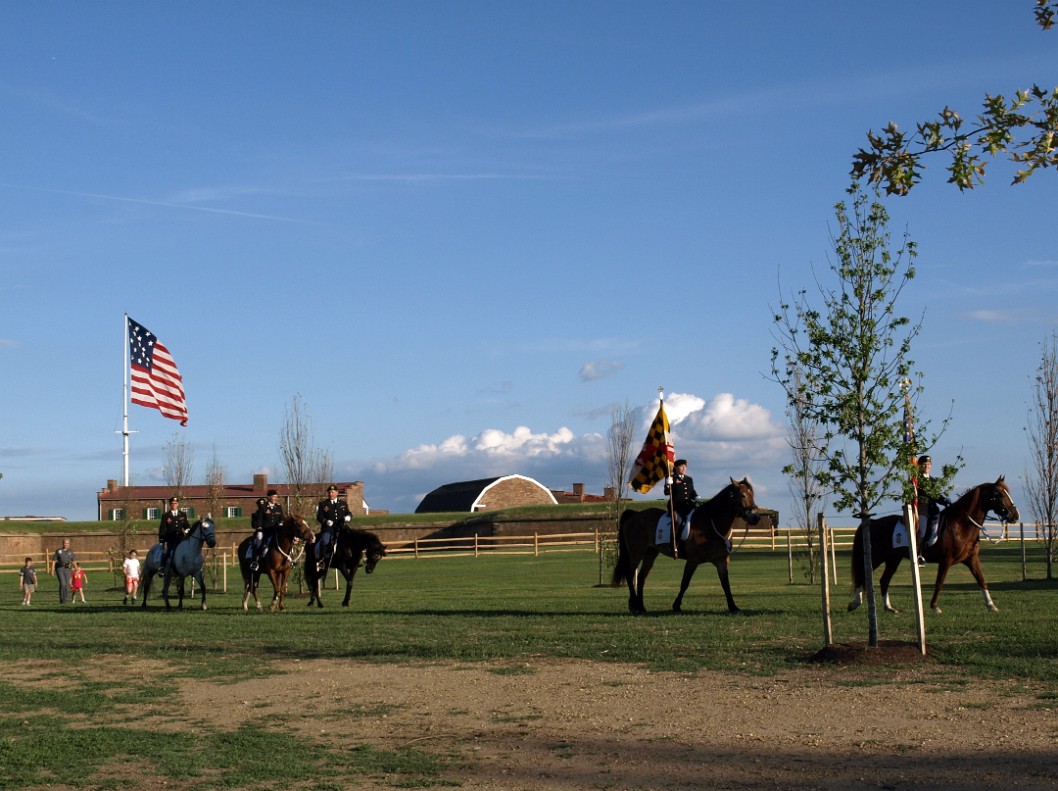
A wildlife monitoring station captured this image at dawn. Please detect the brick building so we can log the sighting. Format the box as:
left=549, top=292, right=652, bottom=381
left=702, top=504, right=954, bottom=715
left=96, top=474, right=366, bottom=521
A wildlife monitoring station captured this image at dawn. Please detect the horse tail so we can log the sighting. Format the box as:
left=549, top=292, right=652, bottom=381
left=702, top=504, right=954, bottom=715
left=611, top=510, right=634, bottom=587
left=851, top=521, right=865, bottom=589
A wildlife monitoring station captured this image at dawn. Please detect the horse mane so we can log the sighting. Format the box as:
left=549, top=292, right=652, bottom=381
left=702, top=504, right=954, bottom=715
left=944, top=476, right=1006, bottom=517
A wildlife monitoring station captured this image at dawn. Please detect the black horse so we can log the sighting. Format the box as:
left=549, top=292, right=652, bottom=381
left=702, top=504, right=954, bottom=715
left=612, top=477, right=760, bottom=615
left=304, top=527, right=386, bottom=608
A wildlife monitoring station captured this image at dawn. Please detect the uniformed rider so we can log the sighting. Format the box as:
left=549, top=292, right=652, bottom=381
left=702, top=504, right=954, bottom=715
left=158, top=496, right=190, bottom=570
left=250, top=489, right=285, bottom=571
left=315, top=484, right=351, bottom=571
left=664, top=459, right=698, bottom=530
left=917, top=455, right=951, bottom=565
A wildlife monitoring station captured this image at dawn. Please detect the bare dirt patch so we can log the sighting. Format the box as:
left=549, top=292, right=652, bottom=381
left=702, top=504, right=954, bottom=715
left=142, top=656, right=1057, bottom=790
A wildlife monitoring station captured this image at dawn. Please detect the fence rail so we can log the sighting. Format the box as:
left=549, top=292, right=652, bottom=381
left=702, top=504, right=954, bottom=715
left=1, top=521, right=1046, bottom=577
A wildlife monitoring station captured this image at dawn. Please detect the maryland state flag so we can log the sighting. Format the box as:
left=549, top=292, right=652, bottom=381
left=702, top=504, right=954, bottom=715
left=628, top=402, right=675, bottom=493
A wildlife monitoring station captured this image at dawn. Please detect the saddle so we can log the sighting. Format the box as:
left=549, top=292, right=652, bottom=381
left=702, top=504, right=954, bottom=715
left=654, top=509, right=694, bottom=549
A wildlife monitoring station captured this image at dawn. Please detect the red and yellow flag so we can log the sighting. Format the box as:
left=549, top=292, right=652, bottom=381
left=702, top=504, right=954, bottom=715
left=628, top=402, right=675, bottom=493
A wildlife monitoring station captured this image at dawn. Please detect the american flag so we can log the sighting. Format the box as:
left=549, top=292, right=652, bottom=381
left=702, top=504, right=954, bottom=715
left=904, top=389, right=917, bottom=515
left=128, top=316, right=188, bottom=426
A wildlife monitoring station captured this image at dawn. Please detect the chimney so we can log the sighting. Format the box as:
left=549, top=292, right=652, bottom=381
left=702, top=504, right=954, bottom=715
left=107, top=479, right=119, bottom=493
left=253, top=473, right=268, bottom=493
left=604, top=486, right=616, bottom=501
left=572, top=483, right=584, bottom=496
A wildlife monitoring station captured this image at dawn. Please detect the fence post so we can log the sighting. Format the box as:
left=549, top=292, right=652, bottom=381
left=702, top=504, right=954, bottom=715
left=786, top=531, right=793, bottom=584
left=414, top=538, right=419, bottom=559
left=474, top=533, right=479, bottom=558
left=223, top=552, right=228, bottom=593
left=1021, top=521, right=1027, bottom=582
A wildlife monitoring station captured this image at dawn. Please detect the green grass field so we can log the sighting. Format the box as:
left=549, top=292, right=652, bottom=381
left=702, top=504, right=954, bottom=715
left=2, top=545, right=1055, bottom=789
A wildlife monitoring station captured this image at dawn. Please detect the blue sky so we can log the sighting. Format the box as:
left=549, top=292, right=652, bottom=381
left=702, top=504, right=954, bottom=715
left=2, top=1, right=1056, bottom=523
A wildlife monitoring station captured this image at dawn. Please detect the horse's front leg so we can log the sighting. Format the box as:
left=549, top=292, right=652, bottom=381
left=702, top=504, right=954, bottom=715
left=197, top=572, right=208, bottom=610
left=672, top=560, right=699, bottom=613
left=342, top=569, right=358, bottom=607
left=964, top=554, right=998, bottom=612
left=714, top=557, right=740, bottom=615
left=162, top=572, right=173, bottom=611
left=929, top=562, right=954, bottom=614
left=878, top=556, right=904, bottom=613
left=267, top=569, right=281, bottom=613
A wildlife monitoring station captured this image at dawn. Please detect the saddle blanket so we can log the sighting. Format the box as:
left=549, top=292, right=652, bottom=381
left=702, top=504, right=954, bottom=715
left=655, top=510, right=693, bottom=547
left=891, top=521, right=909, bottom=550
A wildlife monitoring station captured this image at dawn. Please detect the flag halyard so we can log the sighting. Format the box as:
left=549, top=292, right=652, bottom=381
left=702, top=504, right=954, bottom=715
left=128, top=316, right=188, bottom=426
left=628, top=402, right=675, bottom=494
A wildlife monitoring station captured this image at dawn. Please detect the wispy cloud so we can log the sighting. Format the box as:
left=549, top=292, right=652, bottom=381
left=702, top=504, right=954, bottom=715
left=579, top=359, right=623, bottom=381
left=0, top=339, right=18, bottom=348
left=0, top=183, right=315, bottom=224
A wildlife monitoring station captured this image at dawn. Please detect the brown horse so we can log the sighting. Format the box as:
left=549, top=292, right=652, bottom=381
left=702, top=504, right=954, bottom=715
left=847, top=476, right=1019, bottom=615
left=304, top=527, right=387, bottom=608
left=239, top=515, right=315, bottom=613
left=613, top=477, right=760, bottom=615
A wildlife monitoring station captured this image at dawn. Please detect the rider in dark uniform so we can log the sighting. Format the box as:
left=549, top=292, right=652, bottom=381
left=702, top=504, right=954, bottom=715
left=315, top=484, right=351, bottom=571
left=158, top=496, right=190, bottom=570
left=917, top=455, right=950, bottom=565
left=250, top=489, right=285, bottom=571
left=664, top=459, right=698, bottom=531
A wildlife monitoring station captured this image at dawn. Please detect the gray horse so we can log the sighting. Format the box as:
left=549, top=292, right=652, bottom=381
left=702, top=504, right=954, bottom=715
left=140, top=517, right=217, bottom=610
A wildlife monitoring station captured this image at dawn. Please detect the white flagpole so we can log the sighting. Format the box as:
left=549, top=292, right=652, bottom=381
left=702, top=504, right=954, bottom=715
left=123, top=313, right=130, bottom=486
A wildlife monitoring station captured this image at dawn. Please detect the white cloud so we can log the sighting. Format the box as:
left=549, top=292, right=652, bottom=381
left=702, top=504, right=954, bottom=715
left=579, top=359, right=623, bottom=381
left=348, top=390, right=788, bottom=513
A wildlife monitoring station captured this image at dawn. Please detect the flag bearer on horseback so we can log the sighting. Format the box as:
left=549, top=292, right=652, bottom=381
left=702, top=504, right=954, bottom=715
left=664, top=459, right=698, bottom=534
left=315, top=485, right=351, bottom=572
left=158, top=496, right=190, bottom=570
left=917, top=455, right=951, bottom=565
left=250, top=489, right=284, bottom=571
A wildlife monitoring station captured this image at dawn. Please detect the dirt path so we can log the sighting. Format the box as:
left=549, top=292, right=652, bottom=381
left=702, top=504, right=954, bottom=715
left=170, top=657, right=1057, bottom=790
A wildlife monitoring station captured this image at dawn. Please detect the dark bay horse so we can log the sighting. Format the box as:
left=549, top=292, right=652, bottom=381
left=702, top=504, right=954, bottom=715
left=140, top=517, right=217, bottom=610
left=239, top=515, right=315, bottom=613
left=613, top=477, right=760, bottom=615
left=304, top=527, right=386, bottom=608
left=847, top=476, right=1019, bottom=615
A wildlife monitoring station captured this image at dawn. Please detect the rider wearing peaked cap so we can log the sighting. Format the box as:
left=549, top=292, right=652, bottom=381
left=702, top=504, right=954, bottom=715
left=917, top=455, right=951, bottom=565
left=250, top=489, right=285, bottom=571
left=158, top=496, right=190, bottom=570
left=314, top=485, right=351, bottom=572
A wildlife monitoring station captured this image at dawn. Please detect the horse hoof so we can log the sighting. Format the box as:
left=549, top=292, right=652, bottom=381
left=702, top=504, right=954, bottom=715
left=847, top=601, right=860, bottom=612
left=728, top=608, right=741, bottom=616
left=884, top=606, right=900, bottom=614
left=988, top=605, right=999, bottom=613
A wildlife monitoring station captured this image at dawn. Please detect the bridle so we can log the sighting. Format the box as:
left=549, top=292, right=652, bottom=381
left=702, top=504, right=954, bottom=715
left=966, top=484, right=1017, bottom=544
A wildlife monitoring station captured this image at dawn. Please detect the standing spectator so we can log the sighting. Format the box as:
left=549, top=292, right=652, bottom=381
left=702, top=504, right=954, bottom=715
left=70, top=562, right=87, bottom=603
left=122, top=549, right=141, bottom=604
left=53, top=538, right=75, bottom=603
left=19, top=557, right=37, bottom=606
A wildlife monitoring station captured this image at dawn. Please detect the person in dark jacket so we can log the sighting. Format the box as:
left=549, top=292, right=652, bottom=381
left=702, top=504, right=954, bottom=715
left=158, top=497, right=190, bottom=570
left=314, top=485, right=351, bottom=571
left=250, top=489, right=285, bottom=571
left=917, top=455, right=950, bottom=565
left=664, top=459, right=698, bottom=529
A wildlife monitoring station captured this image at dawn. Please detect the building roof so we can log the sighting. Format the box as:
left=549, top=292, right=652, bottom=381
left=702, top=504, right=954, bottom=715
left=415, top=474, right=558, bottom=513
left=97, top=482, right=360, bottom=503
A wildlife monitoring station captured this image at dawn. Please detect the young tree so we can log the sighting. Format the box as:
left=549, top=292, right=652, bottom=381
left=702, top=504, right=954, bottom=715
left=772, top=184, right=955, bottom=647
left=162, top=432, right=194, bottom=497
left=204, top=446, right=226, bottom=522
left=603, top=400, right=637, bottom=584
left=1025, top=332, right=1058, bottom=579
left=784, top=366, right=826, bottom=584
left=279, top=394, right=333, bottom=518
left=852, top=1, right=1057, bottom=195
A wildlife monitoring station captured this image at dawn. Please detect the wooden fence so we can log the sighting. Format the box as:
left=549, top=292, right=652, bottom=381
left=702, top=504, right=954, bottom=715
left=1, top=520, right=1047, bottom=593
